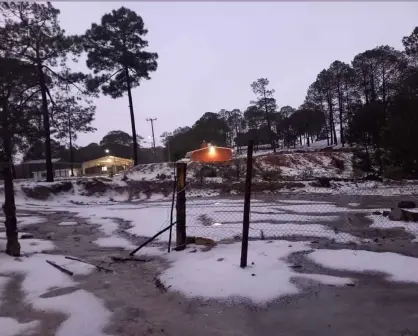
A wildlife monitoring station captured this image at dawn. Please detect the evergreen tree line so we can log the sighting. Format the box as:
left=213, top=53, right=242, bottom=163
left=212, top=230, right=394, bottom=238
left=0, top=2, right=158, bottom=256
left=162, top=27, right=418, bottom=178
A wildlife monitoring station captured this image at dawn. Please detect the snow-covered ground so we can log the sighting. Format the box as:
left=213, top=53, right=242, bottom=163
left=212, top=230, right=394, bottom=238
left=369, top=213, right=418, bottom=242
left=10, top=197, right=377, bottom=245
left=0, top=237, right=112, bottom=336
left=160, top=240, right=353, bottom=304
left=2, top=188, right=418, bottom=335
left=159, top=239, right=418, bottom=305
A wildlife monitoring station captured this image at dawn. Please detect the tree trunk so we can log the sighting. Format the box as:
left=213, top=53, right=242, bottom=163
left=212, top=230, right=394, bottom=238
left=1, top=101, right=20, bottom=256
left=382, top=64, right=387, bottom=108
left=125, top=67, right=139, bottom=166
left=332, top=120, right=338, bottom=145
left=370, top=65, right=377, bottom=102
left=68, top=115, right=74, bottom=177
left=37, top=60, right=54, bottom=182
left=326, top=93, right=335, bottom=145
left=337, top=82, right=345, bottom=147
left=325, top=122, right=330, bottom=146
left=364, top=143, right=371, bottom=172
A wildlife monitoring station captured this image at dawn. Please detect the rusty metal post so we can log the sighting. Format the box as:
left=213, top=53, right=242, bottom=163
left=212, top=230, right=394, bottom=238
left=176, top=162, right=187, bottom=250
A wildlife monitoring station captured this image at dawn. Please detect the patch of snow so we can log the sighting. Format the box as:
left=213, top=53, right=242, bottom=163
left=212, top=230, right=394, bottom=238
left=308, top=249, right=418, bottom=283
left=0, top=318, right=39, bottom=336
left=19, top=216, right=45, bottom=227
left=0, top=247, right=112, bottom=336
left=58, top=221, right=78, bottom=226
left=369, top=215, right=418, bottom=242
left=277, top=200, right=334, bottom=205
left=0, top=254, right=94, bottom=300
left=204, top=177, right=224, bottom=184
left=94, top=236, right=135, bottom=250
left=273, top=203, right=360, bottom=213
left=0, top=233, right=55, bottom=254
left=187, top=189, right=221, bottom=198
left=126, top=162, right=175, bottom=182
left=87, top=217, right=119, bottom=236
left=187, top=222, right=360, bottom=243
left=33, top=289, right=111, bottom=336
left=159, top=240, right=352, bottom=304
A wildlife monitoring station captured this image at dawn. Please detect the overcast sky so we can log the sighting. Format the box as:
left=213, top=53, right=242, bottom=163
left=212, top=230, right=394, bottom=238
left=54, top=2, right=418, bottom=147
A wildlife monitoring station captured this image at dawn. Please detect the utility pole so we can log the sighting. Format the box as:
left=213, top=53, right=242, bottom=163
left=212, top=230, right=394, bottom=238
left=146, top=118, right=157, bottom=162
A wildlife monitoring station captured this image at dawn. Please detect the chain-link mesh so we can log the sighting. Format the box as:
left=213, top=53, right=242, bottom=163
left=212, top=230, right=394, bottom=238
left=181, top=162, right=418, bottom=245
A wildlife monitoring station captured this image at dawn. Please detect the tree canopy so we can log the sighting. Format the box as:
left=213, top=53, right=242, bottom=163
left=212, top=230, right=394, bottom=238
left=83, top=6, right=158, bottom=165
left=160, top=26, right=418, bottom=179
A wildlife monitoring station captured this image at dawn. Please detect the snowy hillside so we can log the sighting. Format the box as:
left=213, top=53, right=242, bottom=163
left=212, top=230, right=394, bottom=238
left=123, top=151, right=355, bottom=183
left=236, top=138, right=349, bottom=158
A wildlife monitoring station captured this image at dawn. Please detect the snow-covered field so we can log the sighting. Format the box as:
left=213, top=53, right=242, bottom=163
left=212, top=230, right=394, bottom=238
left=2, top=194, right=418, bottom=246
left=4, top=197, right=381, bottom=245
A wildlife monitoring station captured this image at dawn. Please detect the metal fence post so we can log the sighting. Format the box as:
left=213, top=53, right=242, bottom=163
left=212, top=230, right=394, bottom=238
left=176, top=162, right=187, bottom=250
left=240, top=140, right=254, bottom=268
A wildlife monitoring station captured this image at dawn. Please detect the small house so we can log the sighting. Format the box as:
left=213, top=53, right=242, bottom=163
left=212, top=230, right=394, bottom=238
left=19, top=159, right=81, bottom=180
left=185, top=142, right=233, bottom=163
left=81, top=155, right=134, bottom=176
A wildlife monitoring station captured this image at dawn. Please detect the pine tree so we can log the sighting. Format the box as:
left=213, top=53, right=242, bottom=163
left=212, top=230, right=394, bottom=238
left=83, top=7, right=158, bottom=165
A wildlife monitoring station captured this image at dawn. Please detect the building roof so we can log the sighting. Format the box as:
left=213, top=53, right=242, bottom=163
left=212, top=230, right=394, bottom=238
left=22, top=158, right=61, bottom=164
left=190, top=146, right=233, bottom=153
left=81, top=155, right=134, bottom=170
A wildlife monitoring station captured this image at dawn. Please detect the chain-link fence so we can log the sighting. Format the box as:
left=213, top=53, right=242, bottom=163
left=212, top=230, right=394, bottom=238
left=184, top=194, right=418, bottom=245
left=179, top=151, right=418, bottom=246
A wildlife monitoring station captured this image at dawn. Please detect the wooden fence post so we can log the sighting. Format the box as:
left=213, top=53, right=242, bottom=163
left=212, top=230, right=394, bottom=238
left=240, top=140, right=254, bottom=268
left=176, top=162, right=187, bottom=250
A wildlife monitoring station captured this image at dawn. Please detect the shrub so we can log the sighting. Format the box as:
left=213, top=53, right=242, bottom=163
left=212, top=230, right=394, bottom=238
left=383, top=166, right=405, bottom=181
left=197, top=166, right=218, bottom=178
left=310, top=177, right=331, bottom=188
left=300, top=167, right=314, bottom=179
left=156, top=173, right=167, bottom=180
left=219, top=167, right=238, bottom=180
left=352, top=150, right=372, bottom=173
left=22, top=181, right=73, bottom=200
left=331, top=156, right=345, bottom=171
left=260, top=169, right=282, bottom=181
left=352, top=168, right=364, bottom=179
